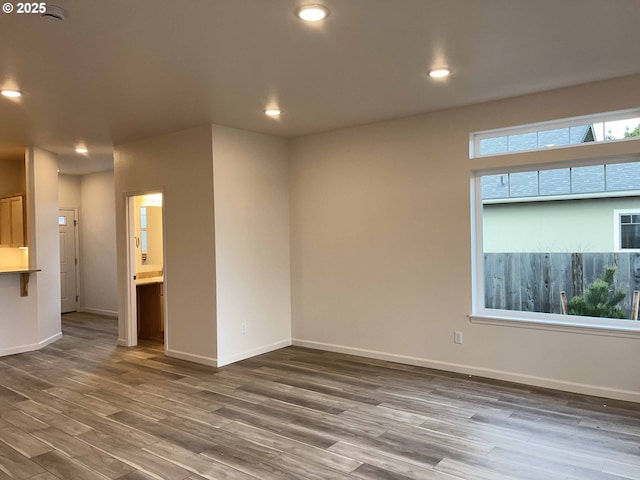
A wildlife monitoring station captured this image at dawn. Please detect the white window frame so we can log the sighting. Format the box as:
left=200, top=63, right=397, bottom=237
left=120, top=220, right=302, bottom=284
left=470, top=108, right=640, bottom=159
left=614, top=209, right=640, bottom=253
left=470, top=161, right=640, bottom=338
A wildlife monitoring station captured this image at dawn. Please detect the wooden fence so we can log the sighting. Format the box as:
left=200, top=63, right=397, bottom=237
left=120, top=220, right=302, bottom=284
left=484, top=252, right=640, bottom=316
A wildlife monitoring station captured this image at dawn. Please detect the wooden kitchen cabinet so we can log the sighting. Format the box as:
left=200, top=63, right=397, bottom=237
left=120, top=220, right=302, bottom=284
left=0, top=195, right=24, bottom=248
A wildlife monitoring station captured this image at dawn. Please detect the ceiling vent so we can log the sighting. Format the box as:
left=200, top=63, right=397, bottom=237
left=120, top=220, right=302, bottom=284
left=41, top=5, right=65, bottom=22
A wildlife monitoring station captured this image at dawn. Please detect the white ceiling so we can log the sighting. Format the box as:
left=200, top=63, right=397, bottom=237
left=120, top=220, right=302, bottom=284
left=1, top=0, right=639, bottom=174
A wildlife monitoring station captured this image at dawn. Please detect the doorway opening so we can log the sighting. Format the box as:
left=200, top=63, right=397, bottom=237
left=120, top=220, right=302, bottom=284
left=125, top=192, right=166, bottom=346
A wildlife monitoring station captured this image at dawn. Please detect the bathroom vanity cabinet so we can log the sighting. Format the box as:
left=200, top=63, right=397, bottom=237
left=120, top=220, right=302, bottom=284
left=136, top=280, right=164, bottom=342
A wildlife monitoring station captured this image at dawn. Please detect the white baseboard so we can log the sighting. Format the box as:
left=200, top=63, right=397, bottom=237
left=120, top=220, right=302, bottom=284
left=0, top=332, right=63, bottom=357
left=141, top=340, right=292, bottom=368
left=217, top=338, right=292, bottom=367
left=165, top=348, right=218, bottom=368
left=78, top=307, right=118, bottom=318
left=117, top=338, right=127, bottom=346
left=292, top=338, right=640, bottom=403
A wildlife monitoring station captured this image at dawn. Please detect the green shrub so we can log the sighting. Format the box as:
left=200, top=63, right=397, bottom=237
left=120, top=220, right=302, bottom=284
left=568, top=266, right=626, bottom=319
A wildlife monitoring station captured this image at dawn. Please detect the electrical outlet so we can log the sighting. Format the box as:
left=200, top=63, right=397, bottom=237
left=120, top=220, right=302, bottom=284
left=241, top=322, right=247, bottom=334
left=454, top=331, right=463, bottom=344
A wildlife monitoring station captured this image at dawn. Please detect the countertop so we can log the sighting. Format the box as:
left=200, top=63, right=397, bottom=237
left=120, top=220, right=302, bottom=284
left=136, top=276, right=163, bottom=285
left=0, top=267, right=40, bottom=274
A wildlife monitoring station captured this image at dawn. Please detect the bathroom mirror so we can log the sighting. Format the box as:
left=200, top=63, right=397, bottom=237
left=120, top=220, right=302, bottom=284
left=140, top=206, right=163, bottom=267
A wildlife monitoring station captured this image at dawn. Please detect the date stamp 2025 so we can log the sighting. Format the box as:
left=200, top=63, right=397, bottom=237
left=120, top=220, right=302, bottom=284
left=3, top=2, right=47, bottom=14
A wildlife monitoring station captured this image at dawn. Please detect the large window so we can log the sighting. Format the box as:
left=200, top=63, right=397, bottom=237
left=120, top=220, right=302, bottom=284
left=474, top=160, right=640, bottom=329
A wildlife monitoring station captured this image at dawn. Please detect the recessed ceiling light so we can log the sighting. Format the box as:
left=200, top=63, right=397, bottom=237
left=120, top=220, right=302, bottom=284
left=428, top=68, right=452, bottom=78
left=41, top=5, right=65, bottom=22
left=296, top=4, right=329, bottom=22
left=265, top=109, right=281, bottom=117
left=1, top=90, right=22, bottom=98
left=75, top=147, right=88, bottom=154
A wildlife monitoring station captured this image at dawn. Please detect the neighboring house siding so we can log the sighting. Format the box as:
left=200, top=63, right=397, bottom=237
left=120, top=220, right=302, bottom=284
left=483, top=197, right=640, bottom=253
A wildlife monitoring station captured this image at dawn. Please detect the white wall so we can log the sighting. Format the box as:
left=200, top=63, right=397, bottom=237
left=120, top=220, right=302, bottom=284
left=80, top=170, right=117, bottom=316
left=289, top=74, right=640, bottom=402
left=114, top=125, right=218, bottom=364
left=212, top=125, right=291, bottom=365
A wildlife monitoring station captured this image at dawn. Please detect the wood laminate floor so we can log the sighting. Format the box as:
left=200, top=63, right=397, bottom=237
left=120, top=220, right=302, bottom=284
left=0, top=313, right=639, bottom=480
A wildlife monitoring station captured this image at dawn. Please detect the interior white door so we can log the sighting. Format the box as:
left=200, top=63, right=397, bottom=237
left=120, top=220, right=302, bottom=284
left=59, top=209, right=78, bottom=313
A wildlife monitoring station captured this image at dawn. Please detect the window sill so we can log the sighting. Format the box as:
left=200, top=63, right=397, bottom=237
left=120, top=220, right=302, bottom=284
left=469, top=313, right=640, bottom=339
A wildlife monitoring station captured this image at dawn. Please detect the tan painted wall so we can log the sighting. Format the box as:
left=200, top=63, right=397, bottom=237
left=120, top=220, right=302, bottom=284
left=80, top=170, right=117, bottom=316
left=0, top=158, right=25, bottom=197
left=114, top=125, right=217, bottom=362
left=115, top=124, right=290, bottom=365
left=484, top=197, right=640, bottom=253
left=212, top=125, right=291, bottom=365
left=0, top=152, right=37, bottom=354
left=289, top=74, right=640, bottom=401
left=57, top=171, right=118, bottom=316
left=25, top=147, right=61, bottom=344
left=58, top=174, right=81, bottom=209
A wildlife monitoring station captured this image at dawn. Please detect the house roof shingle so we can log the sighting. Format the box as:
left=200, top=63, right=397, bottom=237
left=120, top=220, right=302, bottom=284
left=482, top=162, right=640, bottom=200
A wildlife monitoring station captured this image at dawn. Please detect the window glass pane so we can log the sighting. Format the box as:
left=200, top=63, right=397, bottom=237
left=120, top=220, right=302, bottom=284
left=571, top=165, right=604, bottom=194
left=140, top=207, right=147, bottom=228
left=569, top=125, right=596, bottom=144
left=481, top=163, right=640, bottom=321
left=538, top=128, right=570, bottom=148
left=508, top=171, right=538, bottom=197
left=605, top=162, right=640, bottom=192
left=507, top=132, right=537, bottom=153
left=604, top=118, right=640, bottom=141
left=621, top=224, right=640, bottom=249
left=539, top=168, right=570, bottom=196
left=58, top=216, right=66, bottom=226
left=141, top=230, right=148, bottom=254
left=591, top=122, right=606, bottom=142
left=481, top=174, right=509, bottom=199
left=472, top=110, right=640, bottom=158
left=483, top=164, right=636, bottom=201
left=479, top=136, right=508, bottom=156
